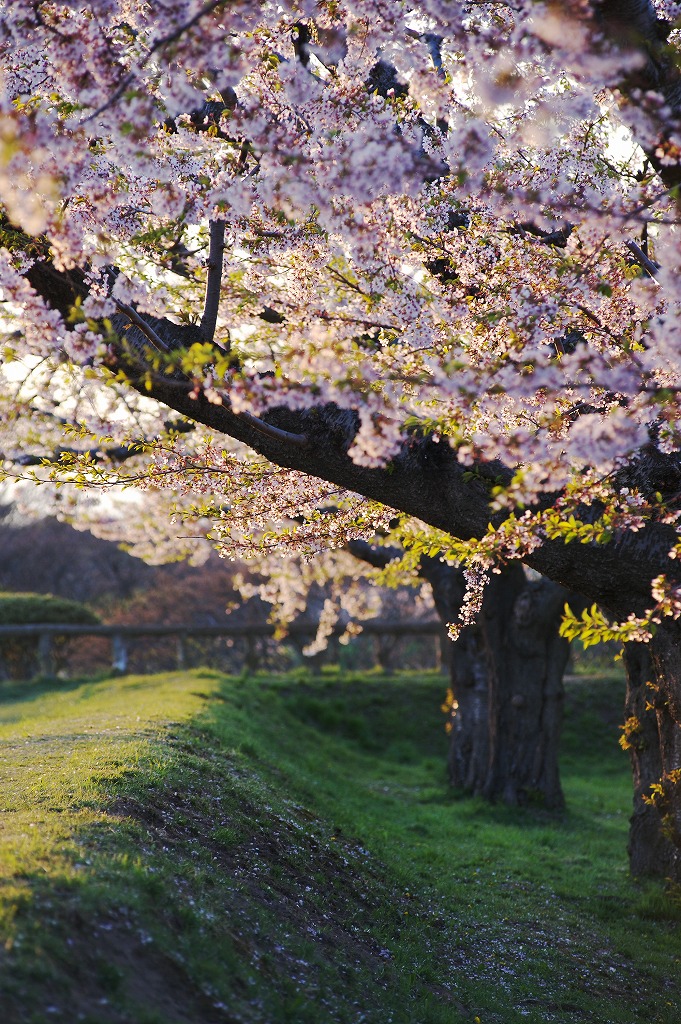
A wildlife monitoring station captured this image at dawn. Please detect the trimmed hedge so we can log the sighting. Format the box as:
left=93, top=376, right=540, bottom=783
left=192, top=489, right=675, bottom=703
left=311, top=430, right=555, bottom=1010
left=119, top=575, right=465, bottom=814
left=0, top=592, right=100, bottom=626
left=0, top=592, right=100, bottom=680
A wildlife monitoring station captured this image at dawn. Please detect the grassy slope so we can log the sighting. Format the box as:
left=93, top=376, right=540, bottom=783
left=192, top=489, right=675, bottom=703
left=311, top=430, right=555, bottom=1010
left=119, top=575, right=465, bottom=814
left=0, top=668, right=679, bottom=1024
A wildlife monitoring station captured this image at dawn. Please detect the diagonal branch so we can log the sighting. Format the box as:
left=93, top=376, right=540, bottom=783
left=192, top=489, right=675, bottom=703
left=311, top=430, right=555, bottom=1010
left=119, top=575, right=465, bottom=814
left=626, top=238, right=660, bottom=278
left=113, top=299, right=170, bottom=353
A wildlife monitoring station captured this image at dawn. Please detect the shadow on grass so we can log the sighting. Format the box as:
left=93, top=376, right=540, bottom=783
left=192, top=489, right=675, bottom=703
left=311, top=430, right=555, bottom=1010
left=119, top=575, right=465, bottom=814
left=0, top=670, right=114, bottom=706
left=1, top=668, right=679, bottom=1024
left=0, top=673, right=464, bottom=1024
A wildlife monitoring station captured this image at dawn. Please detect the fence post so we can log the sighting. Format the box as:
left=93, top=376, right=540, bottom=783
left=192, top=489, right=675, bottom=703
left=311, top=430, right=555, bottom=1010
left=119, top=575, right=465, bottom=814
left=111, top=634, right=128, bottom=674
left=176, top=634, right=186, bottom=670
left=434, top=633, right=442, bottom=671
left=245, top=634, right=259, bottom=673
left=37, top=632, right=55, bottom=678
left=375, top=631, right=395, bottom=671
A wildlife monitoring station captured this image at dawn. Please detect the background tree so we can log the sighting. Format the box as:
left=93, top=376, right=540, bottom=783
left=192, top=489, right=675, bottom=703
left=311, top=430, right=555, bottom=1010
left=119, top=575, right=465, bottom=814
left=3, top=0, right=681, bottom=878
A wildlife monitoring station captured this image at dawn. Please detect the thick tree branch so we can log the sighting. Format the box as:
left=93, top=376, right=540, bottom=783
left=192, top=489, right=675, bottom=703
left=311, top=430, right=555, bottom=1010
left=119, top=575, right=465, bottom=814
left=131, top=352, right=679, bottom=618
left=11, top=244, right=679, bottom=619
left=200, top=220, right=226, bottom=344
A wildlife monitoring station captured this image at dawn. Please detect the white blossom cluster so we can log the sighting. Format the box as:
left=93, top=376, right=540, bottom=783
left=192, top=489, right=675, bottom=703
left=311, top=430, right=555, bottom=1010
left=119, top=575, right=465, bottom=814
left=2, top=0, right=681, bottom=628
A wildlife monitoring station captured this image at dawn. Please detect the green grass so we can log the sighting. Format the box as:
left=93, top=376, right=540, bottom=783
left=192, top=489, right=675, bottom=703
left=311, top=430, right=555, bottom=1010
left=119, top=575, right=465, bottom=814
left=0, top=667, right=679, bottom=1023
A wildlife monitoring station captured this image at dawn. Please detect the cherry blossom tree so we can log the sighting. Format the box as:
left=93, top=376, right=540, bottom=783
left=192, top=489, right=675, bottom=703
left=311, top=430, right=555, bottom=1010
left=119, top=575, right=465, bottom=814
left=3, top=0, right=681, bottom=877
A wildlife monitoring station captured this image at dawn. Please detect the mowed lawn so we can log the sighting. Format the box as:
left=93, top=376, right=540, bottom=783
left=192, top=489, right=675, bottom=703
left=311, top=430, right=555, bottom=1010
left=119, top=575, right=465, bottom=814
left=0, top=667, right=679, bottom=1024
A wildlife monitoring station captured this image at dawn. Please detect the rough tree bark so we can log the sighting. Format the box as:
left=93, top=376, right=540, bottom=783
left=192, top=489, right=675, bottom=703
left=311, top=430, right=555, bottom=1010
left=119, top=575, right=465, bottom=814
left=429, top=563, right=572, bottom=810
left=623, top=633, right=681, bottom=880
left=349, top=542, right=573, bottom=809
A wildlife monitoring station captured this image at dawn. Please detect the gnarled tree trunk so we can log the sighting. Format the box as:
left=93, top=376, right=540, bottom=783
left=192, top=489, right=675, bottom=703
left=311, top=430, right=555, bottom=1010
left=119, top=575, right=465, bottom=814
left=481, top=568, right=571, bottom=808
left=349, top=540, right=575, bottom=810
left=423, top=562, right=574, bottom=809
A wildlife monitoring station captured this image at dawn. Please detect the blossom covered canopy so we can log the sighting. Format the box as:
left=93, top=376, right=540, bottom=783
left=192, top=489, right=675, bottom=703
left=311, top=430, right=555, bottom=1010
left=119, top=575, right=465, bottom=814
left=2, top=0, right=681, bottom=630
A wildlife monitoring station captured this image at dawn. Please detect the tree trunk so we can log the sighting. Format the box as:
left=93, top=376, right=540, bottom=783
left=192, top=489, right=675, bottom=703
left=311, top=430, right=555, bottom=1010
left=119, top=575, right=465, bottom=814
left=347, top=542, right=575, bottom=810
left=433, top=566, right=572, bottom=809
left=624, top=633, right=681, bottom=881
left=417, top=558, right=490, bottom=794
left=483, top=568, right=571, bottom=808
left=446, top=621, right=491, bottom=794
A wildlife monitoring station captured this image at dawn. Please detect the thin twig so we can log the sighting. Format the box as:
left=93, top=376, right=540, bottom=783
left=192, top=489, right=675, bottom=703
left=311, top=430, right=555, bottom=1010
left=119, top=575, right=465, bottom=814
left=570, top=302, right=604, bottom=327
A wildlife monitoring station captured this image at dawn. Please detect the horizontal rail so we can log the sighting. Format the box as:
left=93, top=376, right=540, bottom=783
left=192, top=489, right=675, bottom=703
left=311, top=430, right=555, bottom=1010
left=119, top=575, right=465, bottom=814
left=0, top=620, right=443, bottom=640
